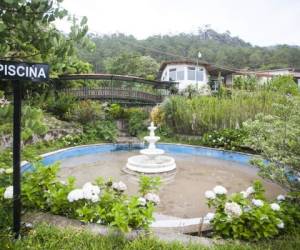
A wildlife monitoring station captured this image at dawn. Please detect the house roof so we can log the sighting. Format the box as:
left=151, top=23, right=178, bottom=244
left=158, top=60, right=238, bottom=79
left=235, top=68, right=300, bottom=78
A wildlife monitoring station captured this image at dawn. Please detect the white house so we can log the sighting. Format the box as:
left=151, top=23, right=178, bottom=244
left=158, top=60, right=236, bottom=91
left=159, top=61, right=300, bottom=91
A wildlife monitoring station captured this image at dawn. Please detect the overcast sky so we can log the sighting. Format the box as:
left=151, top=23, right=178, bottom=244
left=55, top=0, right=300, bottom=46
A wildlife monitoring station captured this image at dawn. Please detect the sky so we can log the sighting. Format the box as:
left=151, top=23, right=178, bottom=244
left=55, top=0, right=300, bottom=46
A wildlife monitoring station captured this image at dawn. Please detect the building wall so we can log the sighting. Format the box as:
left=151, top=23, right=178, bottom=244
left=161, top=64, right=209, bottom=91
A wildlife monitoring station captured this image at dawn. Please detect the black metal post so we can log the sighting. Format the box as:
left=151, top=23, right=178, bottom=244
left=13, top=80, right=22, bottom=239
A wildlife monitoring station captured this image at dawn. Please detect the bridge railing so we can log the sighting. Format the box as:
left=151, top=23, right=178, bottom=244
left=62, top=87, right=164, bottom=103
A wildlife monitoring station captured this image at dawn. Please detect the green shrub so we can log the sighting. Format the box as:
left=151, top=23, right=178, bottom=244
left=127, top=108, right=148, bottom=136
left=1, top=162, right=161, bottom=233
left=84, top=121, right=117, bottom=142
left=46, top=93, right=76, bottom=119
left=269, top=76, right=299, bottom=96
left=244, top=96, right=300, bottom=190
left=108, top=103, right=126, bottom=120
left=201, top=129, right=247, bottom=151
left=204, top=180, right=300, bottom=241
left=0, top=104, right=48, bottom=141
left=68, top=100, right=104, bottom=124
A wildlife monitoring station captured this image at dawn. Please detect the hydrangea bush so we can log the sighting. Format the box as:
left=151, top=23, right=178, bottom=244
left=0, top=162, right=161, bottom=233
left=204, top=181, right=300, bottom=241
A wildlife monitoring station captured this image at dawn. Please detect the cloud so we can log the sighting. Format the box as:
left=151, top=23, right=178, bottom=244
left=55, top=0, right=300, bottom=46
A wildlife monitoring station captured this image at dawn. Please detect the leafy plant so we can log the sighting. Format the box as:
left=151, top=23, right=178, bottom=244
left=127, top=108, right=148, bottom=136
left=243, top=96, right=300, bottom=190
left=84, top=121, right=117, bottom=142
left=1, top=161, right=161, bottom=233
left=46, top=93, right=76, bottom=120
left=204, top=181, right=300, bottom=241
left=139, top=175, right=161, bottom=196
left=67, top=100, right=104, bottom=124
left=201, top=129, right=248, bottom=151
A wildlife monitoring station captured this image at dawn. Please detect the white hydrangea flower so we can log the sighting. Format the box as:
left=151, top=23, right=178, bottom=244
left=90, top=194, right=100, bottom=203
left=205, top=190, right=216, bottom=200
left=204, top=212, right=215, bottom=223
left=138, top=197, right=147, bottom=206
left=246, top=186, right=255, bottom=195
left=82, top=182, right=100, bottom=201
left=145, top=193, right=160, bottom=205
left=243, top=206, right=252, bottom=212
left=0, top=168, right=5, bottom=174
left=277, top=220, right=284, bottom=229
left=67, top=189, right=84, bottom=202
left=277, top=194, right=285, bottom=201
left=252, top=199, right=264, bottom=207
left=213, top=185, right=227, bottom=195
left=112, top=181, right=127, bottom=192
left=240, top=191, right=248, bottom=198
left=270, top=203, right=280, bottom=211
left=225, top=202, right=243, bottom=217
left=4, top=186, right=13, bottom=199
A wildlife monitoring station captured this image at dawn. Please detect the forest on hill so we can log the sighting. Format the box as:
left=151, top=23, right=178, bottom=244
left=79, top=28, right=300, bottom=77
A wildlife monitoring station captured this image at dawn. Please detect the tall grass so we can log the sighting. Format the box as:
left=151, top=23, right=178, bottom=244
left=162, top=90, right=280, bottom=135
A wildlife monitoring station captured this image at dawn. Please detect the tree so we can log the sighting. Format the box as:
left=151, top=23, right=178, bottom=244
left=243, top=96, right=300, bottom=190
left=104, top=53, right=159, bottom=79
left=0, top=0, right=93, bottom=80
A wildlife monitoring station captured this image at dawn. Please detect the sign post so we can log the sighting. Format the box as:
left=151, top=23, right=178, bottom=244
left=0, top=60, right=49, bottom=238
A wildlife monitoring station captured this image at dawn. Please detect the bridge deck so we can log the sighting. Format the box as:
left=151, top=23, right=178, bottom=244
left=62, top=87, right=164, bottom=104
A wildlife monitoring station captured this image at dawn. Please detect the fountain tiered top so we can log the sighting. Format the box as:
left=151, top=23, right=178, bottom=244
left=125, top=122, right=176, bottom=173
left=140, top=122, right=164, bottom=157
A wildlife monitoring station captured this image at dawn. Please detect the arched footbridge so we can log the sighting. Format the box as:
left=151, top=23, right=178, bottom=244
left=57, top=73, right=177, bottom=105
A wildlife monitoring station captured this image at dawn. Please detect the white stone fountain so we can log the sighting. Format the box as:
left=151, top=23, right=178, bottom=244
left=126, top=122, right=176, bottom=173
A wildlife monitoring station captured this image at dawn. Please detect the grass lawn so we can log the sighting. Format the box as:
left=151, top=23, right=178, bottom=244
left=1, top=224, right=300, bottom=250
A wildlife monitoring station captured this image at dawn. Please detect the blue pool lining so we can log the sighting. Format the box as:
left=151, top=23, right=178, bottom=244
left=21, top=143, right=257, bottom=173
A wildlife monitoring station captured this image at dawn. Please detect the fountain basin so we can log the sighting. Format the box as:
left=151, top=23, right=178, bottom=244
left=140, top=148, right=165, bottom=156
left=126, top=155, right=176, bottom=173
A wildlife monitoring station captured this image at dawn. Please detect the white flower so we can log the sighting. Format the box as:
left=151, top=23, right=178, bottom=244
left=67, top=189, right=84, bottom=202
left=225, top=202, right=243, bottom=217
left=112, top=181, right=127, bottom=192
left=277, top=220, right=284, bottom=229
left=252, top=199, right=264, bottom=207
left=243, top=206, right=252, bottom=212
left=240, top=191, right=248, bottom=198
left=204, top=212, right=215, bottom=223
left=138, top=197, right=147, bottom=206
left=82, top=182, right=100, bottom=202
left=0, top=168, right=5, bottom=174
left=213, top=185, right=227, bottom=195
left=90, top=194, right=99, bottom=203
left=277, top=195, right=285, bottom=201
left=270, top=203, right=280, bottom=211
left=25, top=223, right=33, bottom=228
left=205, top=190, right=216, bottom=200
left=246, top=186, right=255, bottom=196
left=4, top=186, right=13, bottom=199
left=145, top=193, right=160, bottom=205
left=60, top=180, right=66, bottom=185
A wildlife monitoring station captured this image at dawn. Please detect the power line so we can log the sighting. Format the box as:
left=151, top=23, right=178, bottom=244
left=118, top=38, right=190, bottom=61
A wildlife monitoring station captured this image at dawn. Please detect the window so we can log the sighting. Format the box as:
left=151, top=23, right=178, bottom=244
left=162, top=71, right=167, bottom=81
left=177, top=70, right=184, bottom=80
left=169, top=68, right=176, bottom=81
left=196, top=68, right=204, bottom=81
left=188, top=67, right=195, bottom=80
